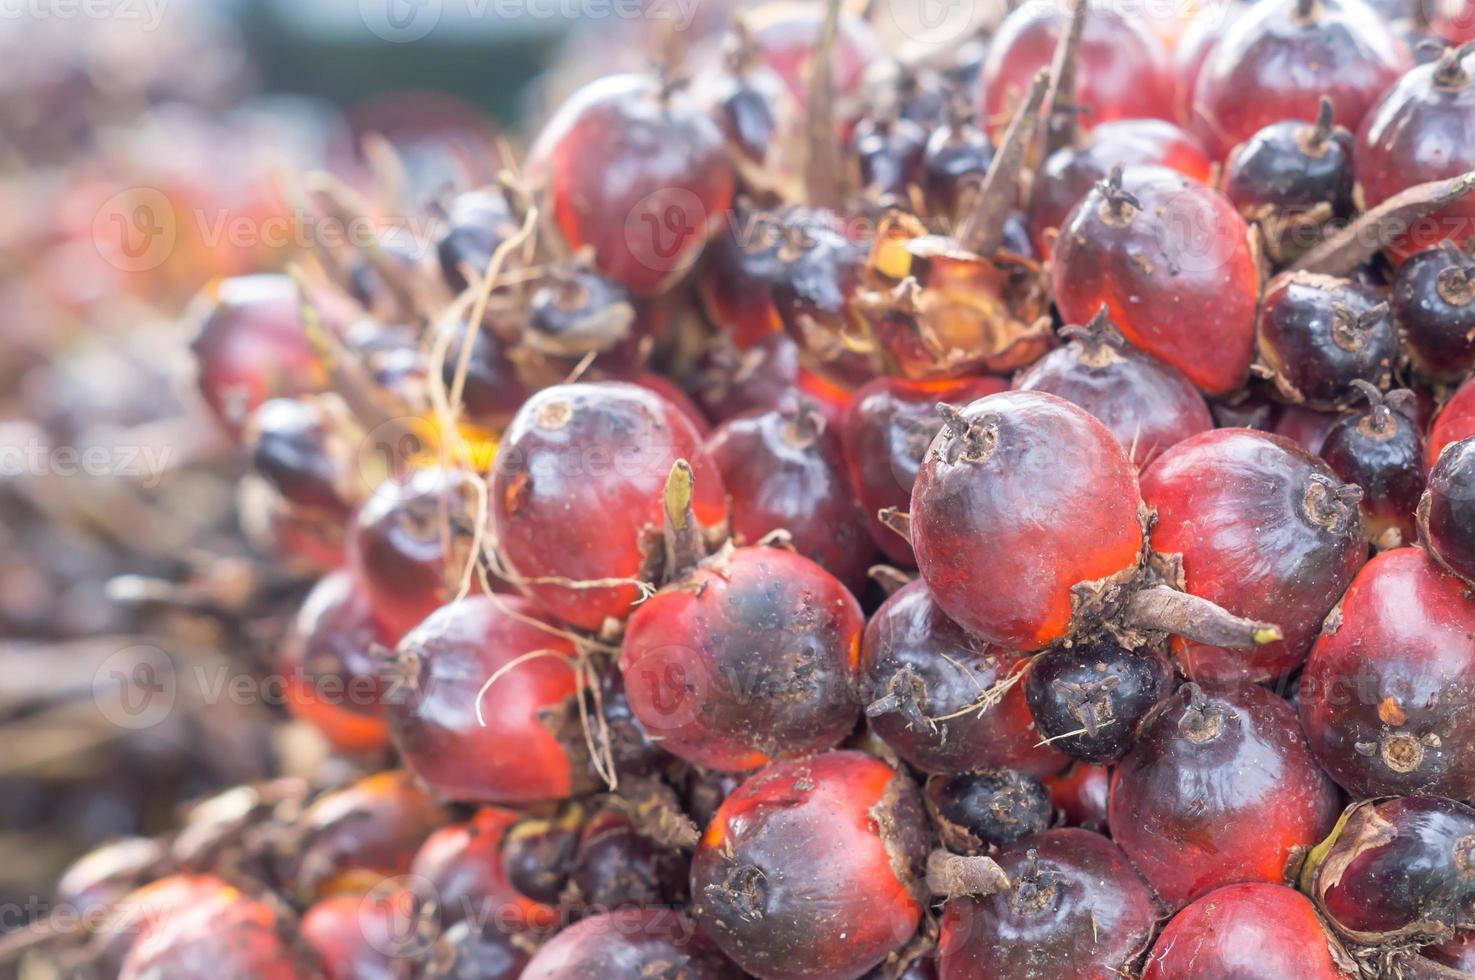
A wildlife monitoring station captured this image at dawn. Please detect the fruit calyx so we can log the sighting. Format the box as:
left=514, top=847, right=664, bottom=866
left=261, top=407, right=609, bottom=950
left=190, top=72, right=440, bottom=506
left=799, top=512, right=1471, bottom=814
left=1302, top=474, right=1365, bottom=534
left=1435, top=240, right=1475, bottom=306
left=1095, top=166, right=1141, bottom=227
left=1296, top=97, right=1338, bottom=158
left=1175, top=683, right=1226, bottom=744
left=1349, top=380, right=1416, bottom=440
left=1059, top=306, right=1127, bottom=370
left=1006, top=849, right=1062, bottom=915
left=1329, top=302, right=1388, bottom=352
left=935, top=403, right=1001, bottom=465
left=1433, top=40, right=1475, bottom=90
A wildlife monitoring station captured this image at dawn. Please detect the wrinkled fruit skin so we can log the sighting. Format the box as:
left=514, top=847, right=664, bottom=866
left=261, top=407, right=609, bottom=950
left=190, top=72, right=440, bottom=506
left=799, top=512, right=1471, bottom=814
left=1052, top=167, right=1259, bottom=396
left=691, top=752, right=928, bottom=980
left=1141, top=883, right=1351, bottom=979
left=1422, top=436, right=1475, bottom=584
left=1142, top=429, right=1366, bottom=683
left=911, top=391, right=1144, bottom=651
left=620, top=547, right=864, bottom=772
left=860, top=580, right=1068, bottom=777
left=492, top=381, right=726, bottom=631
left=520, top=908, right=741, bottom=980
left=1109, top=682, right=1341, bottom=909
left=1300, top=547, right=1475, bottom=799
left=938, top=828, right=1157, bottom=980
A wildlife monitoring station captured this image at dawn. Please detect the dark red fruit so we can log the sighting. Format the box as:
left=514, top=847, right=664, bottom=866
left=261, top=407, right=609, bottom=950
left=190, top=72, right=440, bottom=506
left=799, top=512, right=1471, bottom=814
left=1052, top=166, right=1259, bottom=396
left=497, top=804, right=582, bottom=907
left=1429, top=376, right=1475, bottom=467
left=1141, top=883, right=1352, bottom=979
left=854, top=112, right=927, bottom=205
left=1426, top=930, right=1475, bottom=972
left=1300, top=547, right=1475, bottom=798
left=92, top=874, right=234, bottom=974
left=437, top=319, right=531, bottom=431
left=387, top=596, right=592, bottom=803
left=1014, top=309, right=1212, bottom=470
left=938, top=829, right=1157, bottom=980
left=620, top=546, right=863, bottom=772
left=842, top=375, right=1008, bottom=565
left=861, top=580, right=1068, bottom=777
left=981, top=5, right=1173, bottom=138
left=1024, top=637, right=1174, bottom=763
left=1320, top=383, right=1427, bottom=548
left=1392, top=242, right=1475, bottom=381
left=1043, top=763, right=1110, bottom=832
left=279, top=570, right=392, bottom=753
left=745, top=1, right=882, bottom=111
left=409, top=807, right=557, bottom=932
left=492, top=381, right=726, bottom=632
left=1109, top=683, right=1341, bottom=909
left=691, top=752, right=928, bottom=980
left=295, top=771, right=448, bottom=898
left=1192, top=0, right=1409, bottom=159
left=697, top=206, right=788, bottom=350
left=523, top=267, right=639, bottom=361
left=925, top=770, right=1053, bottom=852
left=1172, top=2, right=1251, bottom=124
left=911, top=391, right=1144, bottom=650
left=302, top=889, right=424, bottom=980
left=246, top=396, right=359, bottom=518
left=1256, top=271, right=1397, bottom=409
left=1304, top=795, right=1475, bottom=942
left=706, top=401, right=873, bottom=591
left=920, top=98, right=994, bottom=219
left=120, top=884, right=309, bottom=980
left=424, top=921, right=528, bottom=980
left=521, top=908, right=739, bottom=979
left=1423, top=435, right=1475, bottom=582
left=1142, top=428, right=1366, bottom=682
left=695, top=26, right=789, bottom=167
left=564, top=804, right=689, bottom=914
left=435, top=187, right=521, bottom=292
left=527, top=74, right=734, bottom=295
left=1356, top=43, right=1475, bottom=260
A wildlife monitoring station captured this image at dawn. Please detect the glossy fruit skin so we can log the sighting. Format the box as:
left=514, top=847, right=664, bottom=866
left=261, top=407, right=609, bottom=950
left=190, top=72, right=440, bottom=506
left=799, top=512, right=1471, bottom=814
left=389, top=597, right=589, bottom=803
left=1320, top=396, right=1427, bottom=548
left=436, top=188, right=520, bottom=292
left=1109, top=683, right=1341, bottom=909
left=1430, top=376, right=1475, bottom=467
left=437, top=320, right=530, bottom=430
left=301, top=891, right=414, bottom=980
left=409, top=807, right=557, bottom=932
left=1192, top=0, right=1410, bottom=159
left=911, top=391, right=1144, bottom=651
left=1307, top=796, right=1475, bottom=941
left=706, top=403, right=874, bottom=592
left=425, top=921, right=528, bottom=980
left=861, top=581, right=1068, bottom=777
left=1043, top=763, right=1110, bottom=832
left=1172, top=2, right=1251, bottom=125
left=1024, top=638, right=1174, bottom=763
left=522, top=908, right=740, bottom=979
left=1392, top=244, right=1475, bottom=381
left=854, top=115, right=927, bottom=204
left=492, top=381, right=726, bottom=632
left=920, top=112, right=994, bottom=219
left=120, top=885, right=309, bottom=980
left=981, top=5, right=1173, bottom=139
left=1424, top=436, right=1475, bottom=582
left=1027, top=120, right=1213, bottom=258
left=294, top=771, right=448, bottom=898
left=1356, top=52, right=1475, bottom=261
left=691, top=752, right=928, bottom=980
left=937, top=829, right=1157, bottom=980
left=1052, top=167, right=1259, bottom=396
left=563, top=805, right=689, bottom=914
left=526, top=74, right=733, bottom=295
left=247, top=397, right=357, bottom=517
left=93, top=874, right=235, bottom=974
left=1141, top=883, right=1351, bottom=979
left=1142, top=429, right=1367, bottom=682
left=279, top=570, right=392, bottom=753
left=925, top=770, right=1053, bottom=853
left=620, top=547, right=864, bottom=772
left=1257, top=272, right=1398, bottom=409
left=842, top=376, right=1008, bottom=565
left=1300, top=547, right=1475, bottom=798
left=1426, top=929, right=1475, bottom=972
left=1223, top=115, right=1356, bottom=223
left=1013, top=319, right=1213, bottom=470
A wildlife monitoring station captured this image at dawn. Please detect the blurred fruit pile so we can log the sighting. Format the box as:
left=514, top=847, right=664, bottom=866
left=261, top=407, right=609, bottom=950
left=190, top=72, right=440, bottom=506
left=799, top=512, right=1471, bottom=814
left=10, top=0, right=1475, bottom=977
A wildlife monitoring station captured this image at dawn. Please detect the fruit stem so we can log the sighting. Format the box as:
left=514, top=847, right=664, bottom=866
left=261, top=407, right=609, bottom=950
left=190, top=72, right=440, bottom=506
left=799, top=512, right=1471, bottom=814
left=1302, top=476, right=1364, bottom=533
left=1293, top=170, right=1475, bottom=276
left=1096, top=165, right=1141, bottom=226
left=1124, top=584, right=1283, bottom=649
left=1436, top=241, right=1475, bottom=305
left=877, top=507, right=912, bottom=545
left=958, top=68, right=1051, bottom=255
left=1041, top=0, right=1088, bottom=158
left=804, top=0, right=844, bottom=212
left=1329, top=302, right=1386, bottom=352
left=662, top=459, right=705, bottom=580
left=1007, top=849, right=1060, bottom=914
left=1307, top=96, right=1335, bottom=150
left=1176, top=683, right=1225, bottom=743
left=1434, top=40, right=1475, bottom=88
left=865, top=663, right=930, bottom=730
left=1059, top=305, right=1125, bottom=368
left=926, top=849, right=1011, bottom=899
left=936, top=403, right=1000, bottom=465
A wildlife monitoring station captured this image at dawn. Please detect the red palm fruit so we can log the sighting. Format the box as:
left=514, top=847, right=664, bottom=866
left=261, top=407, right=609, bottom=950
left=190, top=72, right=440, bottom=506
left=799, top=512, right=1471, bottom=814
left=1300, top=548, right=1475, bottom=798
left=1043, top=763, right=1110, bottom=832
left=706, top=401, right=873, bottom=592
left=1141, top=883, right=1352, bottom=979
left=120, top=885, right=310, bottom=980
left=1429, top=376, right=1475, bottom=468
left=55, top=837, right=162, bottom=917
left=387, top=596, right=592, bottom=803
left=409, top=807, right=557, bottom=932
left=1027, top=119, right=1213, bottom=257
left=1014, top=309, right=1212, bottom=470
left=526, top=74, right=733, bottom=295
left=1256, top=272, right=1398, bottom=410
left=1422, top=435, right=1475, bottom=582
left=1141, top=428, right=1366, bottom=682
left=1172, top=2, right=1250, bottom=124
left=1052, top=166, right=1259, bottom=396
left=521, top=908, right=741, bottom=979
left=981, top=5, right=1174, bottom=140
left=1391, top=242, right=1475, bottom=382
left=435, top=187, right=520, bottom=292
left=246, top=396, right=360, bottom=518
left=1274, top=403, right=1342, bottom=456
left=1320, top=384, right=1427, bottom=549
left=424, top=920, right=529, bottom=979
left=92, top=874, right=232, bottom=974
left=861, top=580, right=1069, bottom=777
left=1303, top=796, right=1475, bottom=943
left=562, top=805, right=689, bottom=915
left=302, top=889, right=427, bottom=980
left=1356, top=44, right=1475, bottom=261
left=745, top=1, right=882, bottom=111
left=279, top=570, right=393, bottom=753
left=938, top=829, right=1157, bottom=980
left=1427, top=930, right=1475, bottom=972
left=910, top=391, right=1144, bottom=650
left=1192, top=0, right=1409, bottom=159
left=688, top=332, right=800, bottom=424
left=1109, top=683, right=1342, bottom=909
left=620, top=546, right=864, bottom=772
left=190, top=274, right=327, bottom=436
left=492, top=381, right=726, bottom=632
left=843, top=375, right=1008, bottom=565
left=294, top=771, right=448, bottom=899
left=925, top=770, right=1054, bottom=852
left=691, top=752, right=928, bottom=980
